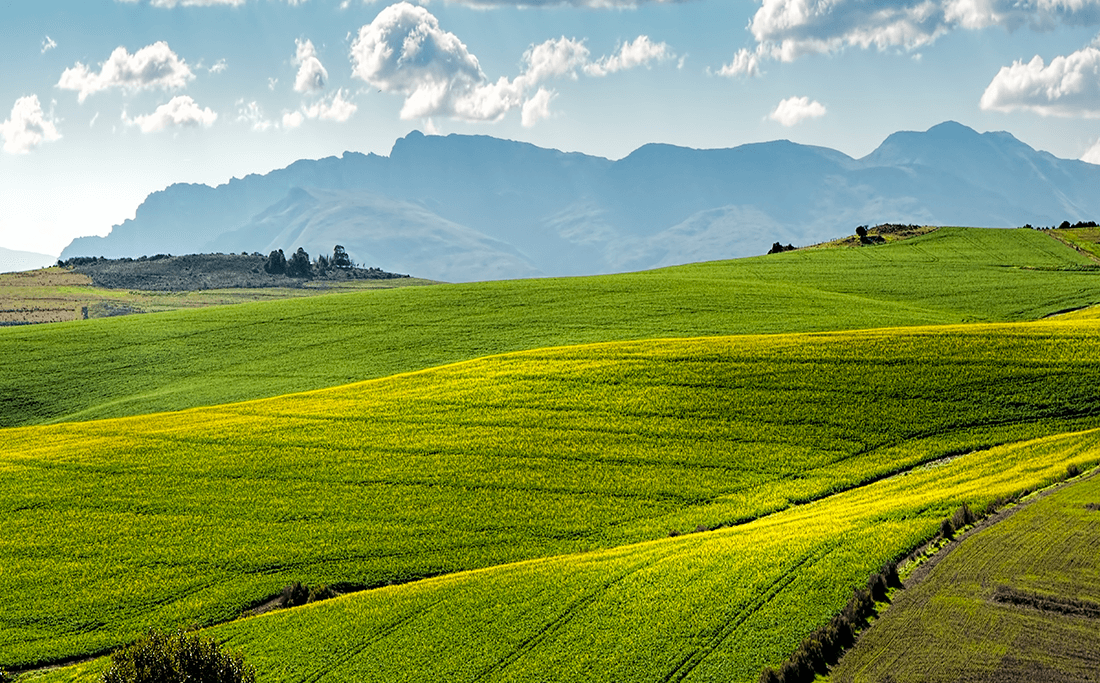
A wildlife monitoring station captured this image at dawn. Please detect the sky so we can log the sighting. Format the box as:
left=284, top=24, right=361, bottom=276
left=2, top=0, right=1100, bottom=257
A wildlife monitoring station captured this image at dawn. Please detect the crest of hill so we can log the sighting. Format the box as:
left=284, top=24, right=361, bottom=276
left=58, top=123, right=1100, bottom=282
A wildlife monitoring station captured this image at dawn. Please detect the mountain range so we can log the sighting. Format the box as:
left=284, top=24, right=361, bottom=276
left=60, top=121, right=1100, bottom=282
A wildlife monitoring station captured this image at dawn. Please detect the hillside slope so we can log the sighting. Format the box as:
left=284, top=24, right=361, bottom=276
left=4, top=228, right=1098, bottom=429
left=4, top=320, right=1100, bottom=668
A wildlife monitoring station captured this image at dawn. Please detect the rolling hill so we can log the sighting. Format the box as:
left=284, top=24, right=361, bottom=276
left=5, top=227, right=1100, bottom=682
left=5, top=227, right=1099, bottom=429
left=58, top=123, right=1100, bottom=282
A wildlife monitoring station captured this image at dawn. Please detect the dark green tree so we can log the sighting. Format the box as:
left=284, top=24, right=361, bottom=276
left=332, top=244, right=353, bottom=269
left=286, top=247, right=312, bottom=278
left=264, top=249, right=286, bottom=275
left=100, top=629, right=255, bottom=683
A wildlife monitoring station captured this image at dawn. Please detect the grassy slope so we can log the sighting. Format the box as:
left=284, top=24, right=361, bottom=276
left=30, top=430, right=1100, bottom=683
left=831, top=470, right=1100, bottom=683
left=3, top=228, right=1098, bottom=428
left=5, top=319, right=1100, bottom=668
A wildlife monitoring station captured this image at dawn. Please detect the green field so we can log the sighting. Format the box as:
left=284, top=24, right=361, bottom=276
left=4, top=317, right=1100, bottom=671
left=22, top=428, right=1100, bottom=683
left=831, top=469, right=1100, bottom=683
left=5, top=227, right=1100, bottom=682
left=2, top=227, right=1098, bottom=429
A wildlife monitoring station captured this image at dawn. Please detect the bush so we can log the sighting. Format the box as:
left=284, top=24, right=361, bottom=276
left=100, top=629, right=255, bottom=683
left=308, top=584, right=337, bottom=603
left=759, top=667, right=781, bottom=683
left=280, top=581, right=310, bottom=608
left=1067, top=463, right=1082, bottom=478
left=0, top=666, right=13, bottom=683
left=940, top=517, right=954, bottom=540
left=951, top=502, right=975, bottom=531
left=285, top=248, right=312, bottom=278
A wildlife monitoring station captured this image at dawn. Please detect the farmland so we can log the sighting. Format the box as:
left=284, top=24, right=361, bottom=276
left=0, top=266, right=433, bottom=326
left=4, top=317, right=1100, bottom=672
left=2, top=227, right=1098, bottom=429
left=20, top=427, right=1100, bottom=683
left=831, top=468, right=1100, bottom=683
left=4, top=226, right=1100, bottom=682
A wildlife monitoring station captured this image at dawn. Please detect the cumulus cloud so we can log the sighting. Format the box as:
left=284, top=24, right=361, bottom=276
left=717, top=47, right=764, bottom=78
left=130, top=95, right=217, bottom=133
left=1, top=95, right=62, bottom=154
left=521, top=87, right=555, bottom=127
left=724, top=0, right=1100, bottom=72
left=583, top=35, right=671, bottom=76
left=350, top=2, right=673, bottom=124
left=293, top=39, right=328, bottom=93
left=981, top=46, right=1100, bottom=117
left=1083, top=138, right=1100, bottom=163
left=41, top=36, right=57, bottom=54
left=58, top=42, right=194, bottom=103
left=768, top=96, right=827, bottom=126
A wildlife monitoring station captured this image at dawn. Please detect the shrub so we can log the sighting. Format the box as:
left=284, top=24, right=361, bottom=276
left=1067, top=463, right=1082, bottom=478
left=308, top=584, right=337, bottom=603
left=280, top=581, right=309, bottom=608
left=286, top=248, right=312, bottom=278
left=939, top=517, right=954, bottom=540
left=759, top=667, right=781, bottom=683
left=263, top=249, right=286, bottom=275
left=881, top=559, right=902, bottom=589
left=867, top=572, right=889, bottom=602
left=0, top=666, right=13, bottom=683
left=951, top=502, right=975, bottom=531
left=100, top=629, right=255, bottom=683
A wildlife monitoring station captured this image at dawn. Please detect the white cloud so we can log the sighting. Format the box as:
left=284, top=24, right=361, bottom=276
left=282, top=111, right=304, bottom=129
left=1, top=95, right=62, bottom=154
left=727, top=0, right=1100, bottom=72
left=41, top=36, right=57, bottom=54
left=768, top=96, right=827, bottom=126
left=981, top=47, right=1100, bottom=117
left=268, top=77, right=279, bottom=90
left=584, top=35, right=671, bottom=76
left=521, top=87, right=555, bottom=127
left=293, top=39, right=328, bottom=93
left=236, top=100, right=276, bottom=131
left=1083, top=138, right=1100, bottom=163
left=302, top=89, right=357, bottom=121
left=717, top=47, right=764, bottom=78
left=350, top=2, right=673, bottom=125
left=58, top=42, right=194, bottom=103
left=130, top=95, right=217, bottom=133
left=208, top=59, right=228, bottom=74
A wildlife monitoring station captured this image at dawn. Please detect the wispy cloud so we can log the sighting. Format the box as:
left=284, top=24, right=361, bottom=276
left=41, top=36, right=58, bottom=54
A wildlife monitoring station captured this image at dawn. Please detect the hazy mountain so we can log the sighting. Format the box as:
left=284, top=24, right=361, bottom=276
left=0, top=247, right=57, bottom=274
left=59, top=122, right=1100, bottom=282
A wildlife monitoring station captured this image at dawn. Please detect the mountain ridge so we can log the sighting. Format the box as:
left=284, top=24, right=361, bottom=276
left=60, top=122, right=1100, bottom=282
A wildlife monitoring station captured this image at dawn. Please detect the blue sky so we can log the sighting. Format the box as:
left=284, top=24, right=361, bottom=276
left=3, top=0, right=1100, bottom=256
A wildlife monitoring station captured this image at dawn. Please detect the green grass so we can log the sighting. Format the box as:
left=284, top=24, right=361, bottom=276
left=24, top=428, right=1100, bottom=683
left=5, top=318, right=1100, bottom=669
left=3, top=227, right=1098, bottom=428
left=831, top=469, right=1100, bottom=683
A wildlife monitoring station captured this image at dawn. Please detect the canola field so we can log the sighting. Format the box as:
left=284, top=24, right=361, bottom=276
left=2, top=227, right=1098, bottom=429
left=4, top=318, right=1100, bottom=671
left=27, top=429, right=1100, bottom=683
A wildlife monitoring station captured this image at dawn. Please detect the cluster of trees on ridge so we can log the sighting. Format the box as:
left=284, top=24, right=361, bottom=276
left=1024, top=220, right=1099, bottom=230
